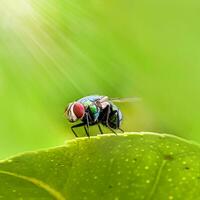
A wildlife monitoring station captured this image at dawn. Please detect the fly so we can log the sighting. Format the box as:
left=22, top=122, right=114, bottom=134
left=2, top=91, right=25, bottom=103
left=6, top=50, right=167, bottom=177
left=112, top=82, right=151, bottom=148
left=64, top=95, right=139, bottom=137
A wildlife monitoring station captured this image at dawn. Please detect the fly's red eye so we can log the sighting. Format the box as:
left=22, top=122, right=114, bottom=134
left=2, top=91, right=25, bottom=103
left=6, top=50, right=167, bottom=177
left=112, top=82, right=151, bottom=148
left=73, top=103, right=85, bottom=118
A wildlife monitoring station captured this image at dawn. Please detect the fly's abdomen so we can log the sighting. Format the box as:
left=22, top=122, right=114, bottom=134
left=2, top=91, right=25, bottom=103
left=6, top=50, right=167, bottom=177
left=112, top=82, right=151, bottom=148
left=100, top=103, right=123, bottom=129
left=108, top=110, right=122, bottom=128
left=107, top=102, right=122, bottom=129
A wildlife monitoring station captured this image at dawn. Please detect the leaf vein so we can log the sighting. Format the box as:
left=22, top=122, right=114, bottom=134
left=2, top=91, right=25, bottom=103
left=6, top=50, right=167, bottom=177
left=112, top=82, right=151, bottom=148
left=146, top=160, right=167, bottom=200
left=0, top=170, right=66, bottom=200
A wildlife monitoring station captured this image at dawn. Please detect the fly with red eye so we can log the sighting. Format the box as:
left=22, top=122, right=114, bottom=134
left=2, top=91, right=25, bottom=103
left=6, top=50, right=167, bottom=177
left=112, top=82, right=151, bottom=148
left=64, top=95, right=140, bottom=137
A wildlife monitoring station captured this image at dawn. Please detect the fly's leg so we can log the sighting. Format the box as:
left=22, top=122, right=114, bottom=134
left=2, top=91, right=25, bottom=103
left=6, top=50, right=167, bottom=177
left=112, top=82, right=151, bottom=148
left=71, top=123, right=86, bottom=137
left=108, top=126, right=117, bottom=135
left=118, top=128, right=124, bottom=133
left=98, top=124, right=103, bottom=134
left=84, top=126, right=90, bottom=137
left=85, top=113, right=90, bottom=137
left=105, top=105, right=117, bottom=135
left=71, top=128, right=78, bottom=137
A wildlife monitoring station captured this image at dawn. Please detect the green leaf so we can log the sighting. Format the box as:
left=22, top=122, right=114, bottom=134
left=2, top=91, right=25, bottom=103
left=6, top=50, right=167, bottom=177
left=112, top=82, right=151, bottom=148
left=0, top=132, right=200, bottom=200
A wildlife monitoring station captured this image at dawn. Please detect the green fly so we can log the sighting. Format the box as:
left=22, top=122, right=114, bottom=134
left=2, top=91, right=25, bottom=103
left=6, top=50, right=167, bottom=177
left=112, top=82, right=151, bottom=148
left=64, top=95, right=140, bottom=137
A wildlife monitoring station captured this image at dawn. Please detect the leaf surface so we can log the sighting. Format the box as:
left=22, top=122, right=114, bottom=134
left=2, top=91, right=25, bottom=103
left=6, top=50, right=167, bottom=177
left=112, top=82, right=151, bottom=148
left=0, top=132, right=200, bottom=200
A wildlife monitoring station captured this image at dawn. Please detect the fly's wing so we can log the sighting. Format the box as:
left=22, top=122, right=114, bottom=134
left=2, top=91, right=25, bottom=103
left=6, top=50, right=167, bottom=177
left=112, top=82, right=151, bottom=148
left=76, top=95, right=140, bottom=109
left=98, top=96, right=109, bottom=103
left=77, top=95, right=104, bottom=104
left=93, top=96, right=141, bottom=109
left=95, top=96, right=141, bottom=105
left=109, top=97, right=141, bottom=103
left=93, top=96, right=109, bottom=109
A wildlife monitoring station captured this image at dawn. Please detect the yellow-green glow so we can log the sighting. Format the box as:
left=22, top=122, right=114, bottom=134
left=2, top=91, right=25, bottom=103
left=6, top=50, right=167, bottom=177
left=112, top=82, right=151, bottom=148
left=0, top=0, right=200, bottom=159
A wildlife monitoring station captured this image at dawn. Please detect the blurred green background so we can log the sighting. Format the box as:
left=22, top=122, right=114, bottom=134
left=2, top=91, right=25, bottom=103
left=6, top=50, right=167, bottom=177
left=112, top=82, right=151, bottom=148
left=0, top=0, right=200, bottom=159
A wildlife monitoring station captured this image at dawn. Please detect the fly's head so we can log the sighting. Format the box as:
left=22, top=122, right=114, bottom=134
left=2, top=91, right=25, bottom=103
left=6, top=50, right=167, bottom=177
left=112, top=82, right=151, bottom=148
left=64, top=102, right=85, bottom=122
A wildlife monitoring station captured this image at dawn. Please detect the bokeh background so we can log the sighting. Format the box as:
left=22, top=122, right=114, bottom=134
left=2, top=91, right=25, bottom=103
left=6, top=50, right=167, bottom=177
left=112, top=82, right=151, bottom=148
left=0, top=0, right=200, bottom=159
